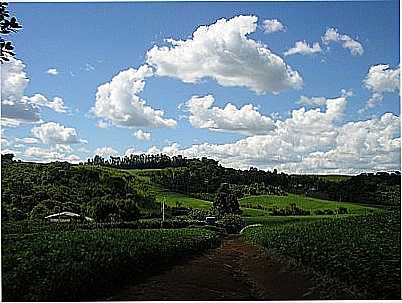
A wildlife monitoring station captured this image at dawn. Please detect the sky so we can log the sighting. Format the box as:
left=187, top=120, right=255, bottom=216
left=1, top=1, right=400, bottom=174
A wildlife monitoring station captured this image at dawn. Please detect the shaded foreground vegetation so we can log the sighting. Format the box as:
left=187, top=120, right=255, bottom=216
left=2, top=227, right=220, bottom=301
left=242, top=210, right=401, bottom=299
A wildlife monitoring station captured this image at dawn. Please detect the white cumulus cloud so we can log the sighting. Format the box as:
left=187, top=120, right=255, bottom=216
left=262, top=19, right=286, bottom=33
left=284, top=41, right=322, bottom=56
left=47, top=68, right=59, bottom=76
left=322, top=27, right=364, bottom=56
left=24, top=146, right=81, bottom=163
left=93, top=146, right=119, bottom=158
left=31, top=122, right=86, bottom=145
left=91, top=65, right=177, bottom=128
left=1, top=58, right=69, bottom=126
left=133, top=129, right=151, bottom=141
left=131, top=92, right=400, bottom=173
left=146, top=15, right=303, bottom=94
left=361, top=64, right=400, bottom=110
left=185, top=95, right=276, bottom=135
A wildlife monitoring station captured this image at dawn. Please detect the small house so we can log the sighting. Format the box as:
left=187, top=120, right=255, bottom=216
left=45, top=211, right=94, bottom=223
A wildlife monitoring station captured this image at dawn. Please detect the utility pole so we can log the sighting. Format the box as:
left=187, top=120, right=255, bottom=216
left=162, top=198, right=165, bottom=222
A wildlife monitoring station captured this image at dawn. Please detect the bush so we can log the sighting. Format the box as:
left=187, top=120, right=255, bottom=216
left=271, top=203, right=310, bottom=216
left=314, top=209, right=325, bottom=215
left=216, top=214, right=246, bottom=234
left=337, top=207, right=348, bottom=214
left=186, top=208, right=214, bottom=221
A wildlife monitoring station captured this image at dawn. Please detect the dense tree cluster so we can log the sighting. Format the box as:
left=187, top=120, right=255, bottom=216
left=1, top=158, right=157, bottom=222
left=86, top=154, right=188, bottom=169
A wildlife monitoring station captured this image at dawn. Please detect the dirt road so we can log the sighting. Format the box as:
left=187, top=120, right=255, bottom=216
left=107, top=235, right=317, bottom=301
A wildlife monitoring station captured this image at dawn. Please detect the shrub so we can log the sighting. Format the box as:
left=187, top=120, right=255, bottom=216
left=337, top=207, right=348, bottom=214
left=216, top=214, right=246, bottom=234
left=271, top=203, right=310, bottom=216
left=186, top=208, right=213, bottom=221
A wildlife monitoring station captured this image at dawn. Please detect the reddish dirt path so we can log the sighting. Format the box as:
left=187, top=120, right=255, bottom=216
left=107, top=235, right=317, bottom=301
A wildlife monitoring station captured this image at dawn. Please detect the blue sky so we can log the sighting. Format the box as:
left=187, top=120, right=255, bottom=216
left=1, top=1, right=400, bottom=174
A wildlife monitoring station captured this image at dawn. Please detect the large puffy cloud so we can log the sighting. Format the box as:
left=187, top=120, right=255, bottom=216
left=25, top=94, right=68, bottom=113
left=146, top=15, right=303, bottom=94
left=262, top=19, right=285, bottom=33
left=31, top=122, right=86, bottom=145
left=322, top=28, right=364, bottom=56
left=284, top=41, right=322, bottom=56
left=185, top=95, right=275, bottom=135
left=91, top=65, right=177, bottom=128
left=361, top=64, right=400, bottom=110
left=1, top=58, right=69, bottom=126
left=134, top=93, right=399, bottom=174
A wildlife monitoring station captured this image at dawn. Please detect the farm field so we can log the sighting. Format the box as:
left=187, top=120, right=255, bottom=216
left=152, top=190, right=376, bottom=219
left=243, top=214, right=345, bottom=225
left=242, top=210, right=401, bottom=299
left=240, top=194, right=375, bottom=215
left=2, top=227, right=220, bottom=301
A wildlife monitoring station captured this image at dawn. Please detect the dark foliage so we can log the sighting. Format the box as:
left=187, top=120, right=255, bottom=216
left=271, top=203, right=311, bottom=216
left=1, top=160, right=157, bottom=222
left=216, top=214, right=246, bottom=233
left=1, top=2, right=22, bottom=63
left=213, top=183, right=241, bottom=216
left=86, top=153, right=188, bottom=169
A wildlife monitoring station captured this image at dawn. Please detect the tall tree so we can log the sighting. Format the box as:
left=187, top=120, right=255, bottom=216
left=213, top=183, right=241, bottom=216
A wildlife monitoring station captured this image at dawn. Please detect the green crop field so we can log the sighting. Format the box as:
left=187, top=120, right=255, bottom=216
left=242, top=210, right=401, bottom=299
left=2, top=227, right=220, bottom=301
left=243, top=214, right=346, bottom=225
left=240, top=194, right=374, bottom=215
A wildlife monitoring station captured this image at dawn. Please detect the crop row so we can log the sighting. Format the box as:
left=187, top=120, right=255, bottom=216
left=242, top=210, right=401, bottom=299
left=2, top=228, right=220, bottom=301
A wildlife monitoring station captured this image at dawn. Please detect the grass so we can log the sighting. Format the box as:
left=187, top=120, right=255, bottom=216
left=2, top=227, right=220, bottom=301
left=155, top=191, right=212, bottom=209
left=242, top=210, right=401, bottom=299
left=240, top=193, right=374, bottom=215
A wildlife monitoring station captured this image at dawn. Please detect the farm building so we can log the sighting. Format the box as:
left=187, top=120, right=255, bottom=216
left=45, top=212, right=94, bottom=223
